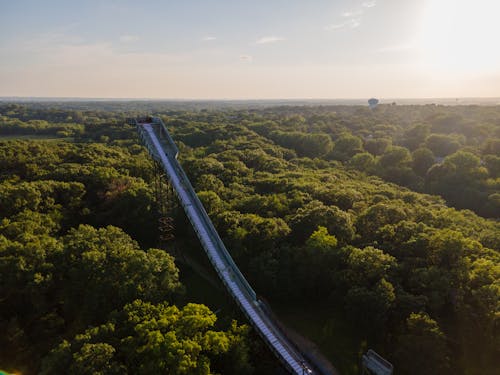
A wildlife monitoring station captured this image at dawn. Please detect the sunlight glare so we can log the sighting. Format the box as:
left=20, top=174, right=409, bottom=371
left=418, top=0, right=500, bottom=75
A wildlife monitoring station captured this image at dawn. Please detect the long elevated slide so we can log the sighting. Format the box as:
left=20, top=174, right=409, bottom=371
left=134, top=117, right=317, bottom=374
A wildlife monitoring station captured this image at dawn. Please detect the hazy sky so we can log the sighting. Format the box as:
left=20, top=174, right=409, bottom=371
left=1, top=0, right=499, bottom=99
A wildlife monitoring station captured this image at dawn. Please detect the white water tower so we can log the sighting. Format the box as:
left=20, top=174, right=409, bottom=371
left=368, top=98, right=379, bottom=109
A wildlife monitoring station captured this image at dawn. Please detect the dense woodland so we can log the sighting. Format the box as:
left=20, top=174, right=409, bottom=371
left=0, top=102, right=499, bottom=375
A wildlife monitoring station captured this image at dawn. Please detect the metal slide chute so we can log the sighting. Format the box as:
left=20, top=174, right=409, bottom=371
left=134, top=117, right=318, bottom=375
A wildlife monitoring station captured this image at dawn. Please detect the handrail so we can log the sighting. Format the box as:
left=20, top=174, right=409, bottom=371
left=146, top=117, right=257, bottom=300
left=135, top=119, right=318, bottom=375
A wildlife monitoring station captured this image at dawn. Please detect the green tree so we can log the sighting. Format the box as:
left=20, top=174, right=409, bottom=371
left=356, top=202, right=408, bottom=242
left=41, top=300, right=252, bottom=375
left=269, top=130, right=333, bottom=158
left=377, top=146, right=417, bottom=186
left=411, top=147, right=435, bottom=177
left=60, top=225, right=182, bottom=323
left=484, top=154, right=500, bottom=178
left=426, top=151, right=489, bottom=214
left=349, top=152, right=376, bottom=173
left=364, top=137, right=391, bottom=156
left=229, top=213, right=290, bottom=255
left=401, top=123, right=431, bottom=151
left=345, top=278, right=395, bottom=330
left=290, top=200, right=355, bottom=244
left=394, top=312, right=451, bottom=375
left=425, top=134, right=461, bottom=157
left=344, top=246, right=396, bottom=285
left=482, top=138, right=500, bottom=155
left=378, top=146, right=412, bottom=170
left=330, top=132, right=363, bottom=161
left=306, top=226, right=338, bottom=252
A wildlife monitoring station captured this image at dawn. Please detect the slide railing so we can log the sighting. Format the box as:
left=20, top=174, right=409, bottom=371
left=135, top=117, right=316, bottom=374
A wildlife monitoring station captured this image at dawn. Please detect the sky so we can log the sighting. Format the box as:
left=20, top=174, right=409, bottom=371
left=1, top=0, right=500, bottom=99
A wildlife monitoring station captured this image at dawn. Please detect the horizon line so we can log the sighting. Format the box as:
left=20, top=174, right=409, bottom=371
left=2, top=96, right=500, bottom=101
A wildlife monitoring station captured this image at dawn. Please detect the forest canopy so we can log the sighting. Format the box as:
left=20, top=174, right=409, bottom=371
left=0, top=102, right=499, bottom=375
